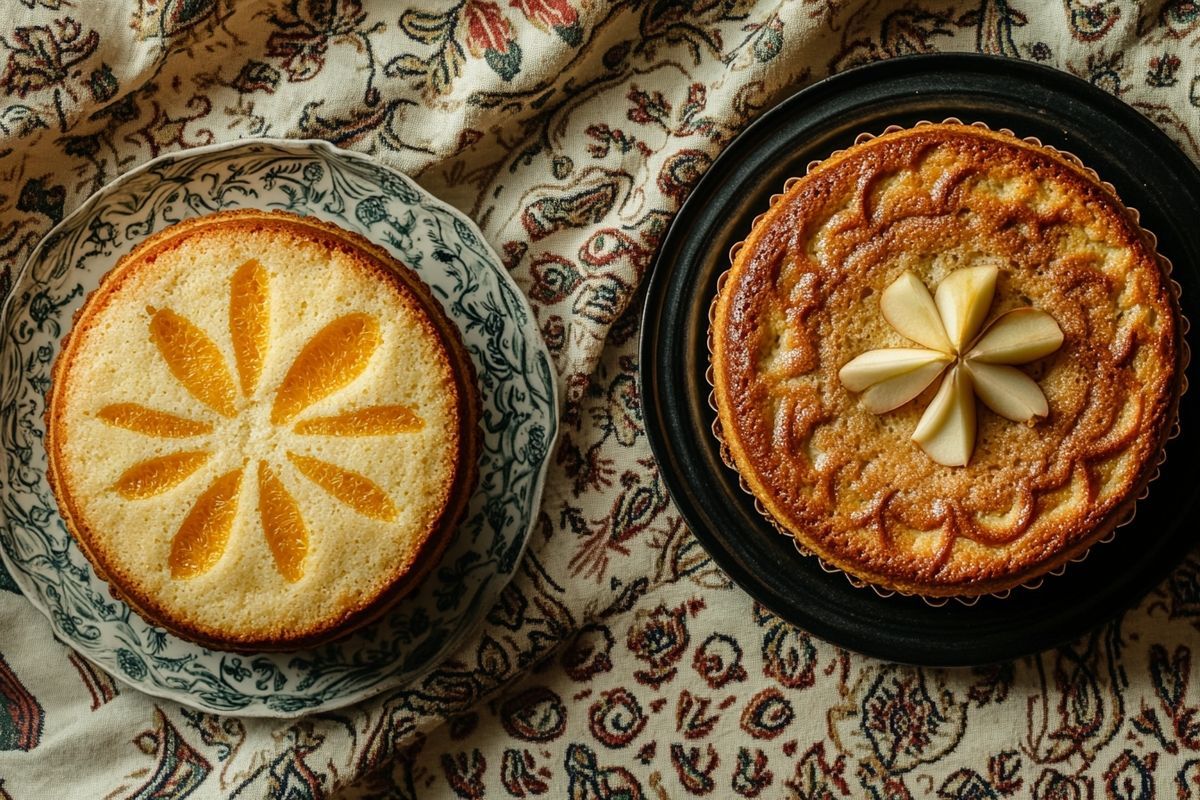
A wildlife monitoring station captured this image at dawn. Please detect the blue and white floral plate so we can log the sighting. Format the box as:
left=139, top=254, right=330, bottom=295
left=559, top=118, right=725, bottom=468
left=0, top=139, right=558, bottom=716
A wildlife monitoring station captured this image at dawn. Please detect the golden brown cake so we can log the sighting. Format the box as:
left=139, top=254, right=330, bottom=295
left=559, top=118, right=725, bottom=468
left=710, top=122, right=1182, bottom=598
left=46, top=209, right=479, bottom=649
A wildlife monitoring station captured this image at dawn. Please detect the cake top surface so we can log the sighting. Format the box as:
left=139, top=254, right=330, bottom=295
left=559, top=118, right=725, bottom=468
left=47, top=210, right=471, bottom=646
left=711, top=123, right=1180, bottom=596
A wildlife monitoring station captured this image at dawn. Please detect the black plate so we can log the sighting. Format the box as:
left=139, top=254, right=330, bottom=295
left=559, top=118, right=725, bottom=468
left=640, top=53, right=1200, bottom=666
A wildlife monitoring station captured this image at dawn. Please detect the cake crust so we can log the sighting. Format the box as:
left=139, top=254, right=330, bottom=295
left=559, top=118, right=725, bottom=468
left=711, top=123, right=1182, bottom=597
left=46, top=209, right=480, bottom=650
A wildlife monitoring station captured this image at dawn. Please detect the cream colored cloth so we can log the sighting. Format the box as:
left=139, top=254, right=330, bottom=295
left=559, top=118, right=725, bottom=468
left=2, top=2, right=1199, bottom=797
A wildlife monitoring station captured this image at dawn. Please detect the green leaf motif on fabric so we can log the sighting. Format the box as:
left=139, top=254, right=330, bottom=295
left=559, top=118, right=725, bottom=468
left=0, top=560, right=18, bottom=596
left=16, top=177, right=65, bottom=223
left=485, top=40, right=522, bottom=81
left=86, top=63, right=118, bottom=103
left=556, top=23, right=582, bottom=46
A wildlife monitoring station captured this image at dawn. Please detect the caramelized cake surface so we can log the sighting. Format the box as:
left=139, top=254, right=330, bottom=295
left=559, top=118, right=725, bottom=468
left=710, top=124, right=1181, bottom=597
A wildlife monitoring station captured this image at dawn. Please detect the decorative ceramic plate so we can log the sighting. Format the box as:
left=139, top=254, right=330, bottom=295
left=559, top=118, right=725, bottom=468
left=0, top=139, right=558, bottom=715
left=641, top=54, right=1200, bottom=666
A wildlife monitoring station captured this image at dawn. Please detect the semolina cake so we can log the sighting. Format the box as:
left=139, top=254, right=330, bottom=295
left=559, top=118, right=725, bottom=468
left=710, top=122, right=1182, bottom=598
left=46, top=209, right=479, bottom=650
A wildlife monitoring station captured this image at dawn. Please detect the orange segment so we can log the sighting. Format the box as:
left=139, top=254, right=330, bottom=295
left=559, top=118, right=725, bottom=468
left=168, top=468, right=243, bottom=579
left=148, top=308, right=238, bottom=418
left=257, top=461, right=308, bottom=582
left=97, top=404, right=213, bottom=438
left=294, top=405, right=424, bottom=436
left=113, top=451, right=211, bottom=499
left=271, top=314, right=380, bottom=424
left=287, top=451, right=398, bottom=521
left=230, top=259, right=270, bottom=397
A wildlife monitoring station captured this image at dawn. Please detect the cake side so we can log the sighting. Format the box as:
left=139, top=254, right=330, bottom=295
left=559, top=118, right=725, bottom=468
left=711, top=123, right=1180, bottom=597
left=46, top=210, right=480, bottom=649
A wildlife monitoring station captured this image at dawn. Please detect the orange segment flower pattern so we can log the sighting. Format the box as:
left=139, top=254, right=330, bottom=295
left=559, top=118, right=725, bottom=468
left=229, top=259, right=270, bottom=397
left=99, top=259, right=423, bottom=582
left=287, top=451, right=399, bottom=521
left=271, top=313, right=380, bottom=425
left=148, top=307, right=239, bottom=418
left=97, top=404, right=213, bottom=437
left=169, top=469, right=243, bottom=579
left=257, top=462, right=308, bottom=583
left=294, top=405, right=424, bottom=436
left=113, top=451, right=210, bottom=499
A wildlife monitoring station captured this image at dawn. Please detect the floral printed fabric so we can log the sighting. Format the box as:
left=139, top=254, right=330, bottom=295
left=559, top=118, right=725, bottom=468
left=2, top=1, right=1200, bottom=797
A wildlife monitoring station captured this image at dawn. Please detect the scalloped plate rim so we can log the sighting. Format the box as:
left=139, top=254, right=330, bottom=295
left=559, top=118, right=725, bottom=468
left=0, top=137, right=560, bottom=717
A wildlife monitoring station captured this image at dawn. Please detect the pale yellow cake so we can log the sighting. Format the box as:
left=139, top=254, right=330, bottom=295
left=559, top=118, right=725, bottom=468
left=46, top=210, right=479, bottom=650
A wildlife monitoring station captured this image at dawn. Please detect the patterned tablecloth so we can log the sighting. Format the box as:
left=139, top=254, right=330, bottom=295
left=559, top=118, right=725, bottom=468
left=3, top=2, right=1200, bottom=797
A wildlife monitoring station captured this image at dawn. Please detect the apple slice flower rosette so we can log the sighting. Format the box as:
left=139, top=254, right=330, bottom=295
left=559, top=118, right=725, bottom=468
left=838, top=266, right=1064, bottom=466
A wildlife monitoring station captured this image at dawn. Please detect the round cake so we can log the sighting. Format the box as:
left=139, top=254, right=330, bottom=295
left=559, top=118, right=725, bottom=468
left=710, top=122, right=1183, bottom=598
left=46, top=209, right=479, bottom=649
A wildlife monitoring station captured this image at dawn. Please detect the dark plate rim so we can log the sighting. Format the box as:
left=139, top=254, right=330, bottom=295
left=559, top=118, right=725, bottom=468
left=640, top=52, right=1200, bottom=666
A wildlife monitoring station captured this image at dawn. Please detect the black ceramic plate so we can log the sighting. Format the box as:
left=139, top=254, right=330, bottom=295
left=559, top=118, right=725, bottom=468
left=640, top=53, right=1200, bottom=666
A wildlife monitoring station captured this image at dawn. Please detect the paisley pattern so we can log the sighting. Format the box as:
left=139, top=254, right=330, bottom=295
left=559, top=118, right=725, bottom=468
left=2, top=1, right=1200, bottom=797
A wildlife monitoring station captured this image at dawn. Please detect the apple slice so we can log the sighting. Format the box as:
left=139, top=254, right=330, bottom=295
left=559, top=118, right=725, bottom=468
left=934, top=265, right=998, bottom=351
left=838, top=348, right=952, bottom=392
left=911, top=366, right=976, bottom=466
left=964, top=361, right=1048, bottom=422
left=880, top=271, right=953, bottom=353
left=861, top=359, right=952, bottom=413
left=967, top=308, right=1063, bottom=364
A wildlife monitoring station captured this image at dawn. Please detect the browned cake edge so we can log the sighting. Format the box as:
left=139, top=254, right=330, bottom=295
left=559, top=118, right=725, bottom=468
left=709, top=122, right=1185, bottom=599
left=45, top=209, right=482, bottom=651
